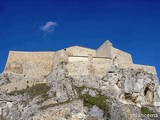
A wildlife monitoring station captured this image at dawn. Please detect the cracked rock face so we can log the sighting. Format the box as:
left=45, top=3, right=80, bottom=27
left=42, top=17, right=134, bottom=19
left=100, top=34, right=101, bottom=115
left=0, top=63, right=159, bottom=120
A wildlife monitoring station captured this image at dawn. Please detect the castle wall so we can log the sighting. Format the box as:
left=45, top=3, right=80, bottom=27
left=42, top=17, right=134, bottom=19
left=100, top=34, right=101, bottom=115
left=4, top=51, right=54, bottom=78
left=1, top=40, right=157, bottom=93
left=67, top=56, right=112, bottom=77
left=65, top=46, right=96, bottom=56
left=111, top=47, right=133, bottom=66
left=110, top=48, right=156, bottom=75
left=91, top=58, right=112, bottom=76
left=68, top=57, right=88, bottom=62
left=119, top=64, right=157, bottom=75
left=67, top=57, right=89, bottom=76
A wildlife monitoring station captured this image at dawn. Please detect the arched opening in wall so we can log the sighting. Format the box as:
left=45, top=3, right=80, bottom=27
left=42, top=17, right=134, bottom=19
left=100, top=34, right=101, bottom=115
left=144, top=87, right=153, bottom=104
left=15, top=87, right=17, bottom=90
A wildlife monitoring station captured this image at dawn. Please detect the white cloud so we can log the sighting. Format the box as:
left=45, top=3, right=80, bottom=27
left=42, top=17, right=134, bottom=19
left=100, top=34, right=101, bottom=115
left=40, top=21, right=57, bottom=32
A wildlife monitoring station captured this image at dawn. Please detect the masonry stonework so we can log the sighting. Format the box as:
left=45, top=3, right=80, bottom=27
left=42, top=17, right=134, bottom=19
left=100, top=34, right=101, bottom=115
left=1, top=40, right=157, bottom=93
left=5, top=51, right=54, bottom=78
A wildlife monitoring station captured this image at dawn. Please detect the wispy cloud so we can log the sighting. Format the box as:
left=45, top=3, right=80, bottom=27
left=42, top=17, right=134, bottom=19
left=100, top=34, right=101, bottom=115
left=40, top=21, right=57, bottom=32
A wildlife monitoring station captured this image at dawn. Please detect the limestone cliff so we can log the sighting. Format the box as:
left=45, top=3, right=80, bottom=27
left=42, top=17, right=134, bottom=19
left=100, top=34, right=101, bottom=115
left=0, top=40, right=159, bottom=120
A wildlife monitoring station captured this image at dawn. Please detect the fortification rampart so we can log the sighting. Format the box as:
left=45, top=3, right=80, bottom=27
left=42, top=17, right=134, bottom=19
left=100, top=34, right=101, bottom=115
left=1, top=40, right=157, bottom=93
left=67, top=56, right=112, bottom=77
left=111, top=47, right=133, bottom=65
left=65, top=46, right=96, bottom=56
left=119, top=64, right=157, bottom=75
left=4, top=51, right=54, bottom=78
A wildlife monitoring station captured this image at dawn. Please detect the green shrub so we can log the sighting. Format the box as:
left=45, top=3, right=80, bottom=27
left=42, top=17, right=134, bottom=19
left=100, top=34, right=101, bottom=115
left=79, top=94, right=110, bottom=113
left=73, top=85, right=109, bottom=113
left=37, top=94, right=50, bottom=104
left=141, top=106, right=154, bottom=114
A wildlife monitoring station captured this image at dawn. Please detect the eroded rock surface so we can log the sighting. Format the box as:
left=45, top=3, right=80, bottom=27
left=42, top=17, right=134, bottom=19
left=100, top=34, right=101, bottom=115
left=0, top=62, right=159, bottom=120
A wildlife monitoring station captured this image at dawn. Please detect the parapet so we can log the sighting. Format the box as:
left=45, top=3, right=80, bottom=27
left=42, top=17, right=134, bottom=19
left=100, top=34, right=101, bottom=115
left=65, top=46, right=96, bottom=57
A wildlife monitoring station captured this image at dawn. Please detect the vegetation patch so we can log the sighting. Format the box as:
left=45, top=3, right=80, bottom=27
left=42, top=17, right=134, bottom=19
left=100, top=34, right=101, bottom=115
left=141, top=106, right=155, bottom=114
left=37, top=94, right=50, bottom=104
left=38, top=91, right=57, bottom=104
left=79, top=94, right=110, bottom=113
left=73, top=85, right=110, bottom=114
left=8, top=83, right=51, bottom=100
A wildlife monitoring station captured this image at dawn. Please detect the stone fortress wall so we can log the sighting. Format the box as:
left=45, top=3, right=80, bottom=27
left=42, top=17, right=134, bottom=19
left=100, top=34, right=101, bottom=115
left=0, top=51, right=54, bottom=92
left=0, top=40, right=157, bottom=93
left=4, top=51, right=54, bottom=78
left=67, top=56, right=112, bottom=76
left=65, top=40, right=156, bottom=76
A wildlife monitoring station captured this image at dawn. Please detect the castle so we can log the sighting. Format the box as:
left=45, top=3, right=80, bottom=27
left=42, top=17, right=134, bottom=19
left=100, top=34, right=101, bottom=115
left=1, top=40, right=157, bottom=92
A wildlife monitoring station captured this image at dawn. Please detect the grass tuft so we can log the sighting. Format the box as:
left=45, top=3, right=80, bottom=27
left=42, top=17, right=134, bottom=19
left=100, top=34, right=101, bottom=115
left=79, top=94, right=110, bottom=113
left=8, top=83, right=51, bottom=100
left=141, top=106, right=155, bottom=114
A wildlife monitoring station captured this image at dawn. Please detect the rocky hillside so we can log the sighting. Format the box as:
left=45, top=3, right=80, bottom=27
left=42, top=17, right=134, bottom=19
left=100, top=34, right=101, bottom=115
left=0, top=61, right=160, bottom=120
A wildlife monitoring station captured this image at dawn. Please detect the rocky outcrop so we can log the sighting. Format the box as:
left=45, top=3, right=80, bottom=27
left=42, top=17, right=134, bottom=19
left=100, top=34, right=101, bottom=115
left=0, top=61, right=159, bottom=120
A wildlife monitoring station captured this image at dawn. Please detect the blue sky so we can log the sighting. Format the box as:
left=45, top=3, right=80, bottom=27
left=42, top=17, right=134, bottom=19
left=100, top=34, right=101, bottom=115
left=0, top=0, right=159, bottom=78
